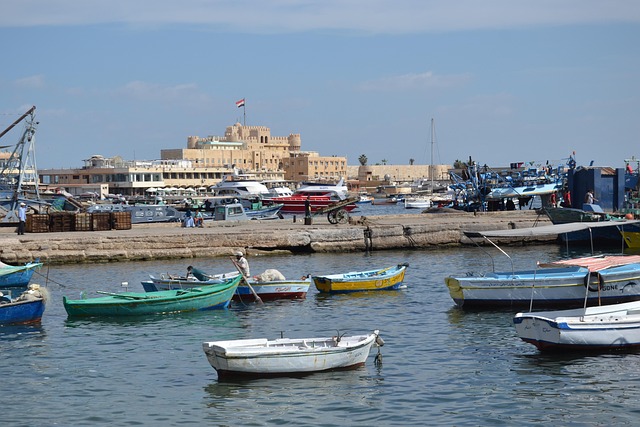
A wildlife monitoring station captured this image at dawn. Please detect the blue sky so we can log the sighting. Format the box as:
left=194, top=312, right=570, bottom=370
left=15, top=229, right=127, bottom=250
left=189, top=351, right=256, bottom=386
left=1, top=1, right=639, bottom=170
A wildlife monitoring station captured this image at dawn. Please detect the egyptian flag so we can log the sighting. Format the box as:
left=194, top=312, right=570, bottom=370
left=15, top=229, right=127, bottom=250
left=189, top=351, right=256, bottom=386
left=236, top=98, right=245, bottom=108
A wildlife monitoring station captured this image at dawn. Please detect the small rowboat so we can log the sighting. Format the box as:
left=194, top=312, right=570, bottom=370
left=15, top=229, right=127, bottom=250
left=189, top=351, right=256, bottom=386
left=514, top=300, right=640, bottom=352
left=141, top=268, right=310, bottom=301
left=63, top=276, right=241, bottom=317
left=312, top=263, right=409, bottom=293
left=203, top=330, right=383, bottom=380
left=0, top=284, right=47, bottom=325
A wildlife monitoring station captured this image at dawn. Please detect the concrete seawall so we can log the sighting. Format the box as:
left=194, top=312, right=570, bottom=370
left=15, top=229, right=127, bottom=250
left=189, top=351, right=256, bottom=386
left=0, top=210, right=552, bottom=265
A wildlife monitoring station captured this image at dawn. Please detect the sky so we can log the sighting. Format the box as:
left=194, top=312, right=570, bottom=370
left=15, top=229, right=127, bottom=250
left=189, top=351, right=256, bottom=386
left=1, top=1, right=639, bottom=171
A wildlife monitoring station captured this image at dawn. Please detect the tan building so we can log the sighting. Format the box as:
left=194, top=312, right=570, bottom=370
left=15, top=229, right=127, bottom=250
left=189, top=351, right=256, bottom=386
left=283, top=152, right=348, bottom=182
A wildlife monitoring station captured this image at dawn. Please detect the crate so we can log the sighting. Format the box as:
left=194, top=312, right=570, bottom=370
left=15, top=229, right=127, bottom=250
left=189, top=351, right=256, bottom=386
left=49, top=212, right=75, bottom=232
left=75, top=213, right=92, bottom=231
left=92, top=212, right=112, bottom=231
left=26, top=214, right=50, bottom=233
left=111, top=211, right=132, bottom=230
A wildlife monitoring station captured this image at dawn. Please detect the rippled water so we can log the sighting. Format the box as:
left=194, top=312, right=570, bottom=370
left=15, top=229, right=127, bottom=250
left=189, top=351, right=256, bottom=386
left=3, top=245, right=640, bottom=426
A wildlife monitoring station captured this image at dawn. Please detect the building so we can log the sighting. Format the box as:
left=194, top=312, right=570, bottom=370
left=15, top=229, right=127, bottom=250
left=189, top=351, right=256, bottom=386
left=38, top=122, right=348, bottom=197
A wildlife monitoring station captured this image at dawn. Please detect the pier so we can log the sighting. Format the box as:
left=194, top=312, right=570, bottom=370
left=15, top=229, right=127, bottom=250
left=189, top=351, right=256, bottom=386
left=0, top=211, right=552, bottom=264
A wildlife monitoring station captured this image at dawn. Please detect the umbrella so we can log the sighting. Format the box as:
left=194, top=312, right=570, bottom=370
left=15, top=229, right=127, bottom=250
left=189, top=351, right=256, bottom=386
left=146, top=187, right=158, bottom=193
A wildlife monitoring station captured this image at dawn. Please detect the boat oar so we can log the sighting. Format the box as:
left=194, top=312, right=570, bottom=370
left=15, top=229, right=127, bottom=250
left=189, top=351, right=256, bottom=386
left=230, top=257, right=263, bottom=304
left=96, top=291, right=149, bottom=300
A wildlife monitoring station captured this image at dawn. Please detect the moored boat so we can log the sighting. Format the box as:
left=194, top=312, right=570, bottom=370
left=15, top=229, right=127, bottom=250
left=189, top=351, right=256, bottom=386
left=312, top=263, right=408, bottom=293
left=0, top=259, right=43, bottom=289
left=0, top=284, right=47, bottom=325
left=142, top=268, right=310, bottom=301
left=63, top=276, right=241, bottom=317
left=446, top=223, right=640, bottom=309
left=202, top=330, right=383, bottom=379
left=514, top=300, right=640, bottom=352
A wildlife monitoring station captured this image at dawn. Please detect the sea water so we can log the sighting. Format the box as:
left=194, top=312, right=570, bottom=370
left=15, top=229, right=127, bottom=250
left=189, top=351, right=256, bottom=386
left=3, top=245, right=640, bottom=426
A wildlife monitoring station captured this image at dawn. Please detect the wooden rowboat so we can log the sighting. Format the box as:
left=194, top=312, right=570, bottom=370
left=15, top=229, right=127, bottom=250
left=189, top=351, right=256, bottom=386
left=514, top=300, right=640, bottom=352
left=312, top=263, right=409, bottom=293
left=0, top=284, right=47, bottom=325
left=203, top=330, right=383, bottom=380
left=63, top=276, right=241, bottom=317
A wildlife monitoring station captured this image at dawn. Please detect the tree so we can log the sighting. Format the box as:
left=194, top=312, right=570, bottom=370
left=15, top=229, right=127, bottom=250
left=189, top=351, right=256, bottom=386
left=380, top=159, right=388, bottom=165
left=409, top=158, right=415, bottom=165
left=358, top=154, right=368, bottom=166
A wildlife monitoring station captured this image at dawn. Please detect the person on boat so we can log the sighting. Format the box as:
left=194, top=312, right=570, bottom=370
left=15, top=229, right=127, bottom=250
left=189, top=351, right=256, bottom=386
left=17, top=202, right=27, bottom=235
left=234, top=250, right=250, bottom=277
left=585, top=190, right=596, bottom=205
left=562, top=188, right=572, bottom=208
left=186, top=266, right=194, bottom=279
left=549, top=192, right=557, bottom=208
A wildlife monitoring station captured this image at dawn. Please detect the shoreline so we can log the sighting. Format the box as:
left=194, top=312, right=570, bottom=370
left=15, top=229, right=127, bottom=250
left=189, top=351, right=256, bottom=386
left=0, top=210, right=553, bottom=265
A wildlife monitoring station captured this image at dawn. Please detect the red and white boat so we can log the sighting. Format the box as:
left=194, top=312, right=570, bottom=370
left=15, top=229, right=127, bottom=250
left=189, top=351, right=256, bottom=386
left=267, top=178, right=357, bottom=214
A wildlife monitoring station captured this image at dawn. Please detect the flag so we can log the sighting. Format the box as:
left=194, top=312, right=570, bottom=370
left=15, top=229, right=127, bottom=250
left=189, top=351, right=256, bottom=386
left=236, top=98, right=245, bottom=108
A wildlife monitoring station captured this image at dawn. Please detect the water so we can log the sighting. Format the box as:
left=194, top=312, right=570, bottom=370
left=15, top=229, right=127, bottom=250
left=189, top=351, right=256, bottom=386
left=3, top=245, right=640, bottom=426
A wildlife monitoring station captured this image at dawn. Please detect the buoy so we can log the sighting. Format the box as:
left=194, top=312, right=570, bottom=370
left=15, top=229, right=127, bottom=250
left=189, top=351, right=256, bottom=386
left=625, top=213, right=634, bottom=220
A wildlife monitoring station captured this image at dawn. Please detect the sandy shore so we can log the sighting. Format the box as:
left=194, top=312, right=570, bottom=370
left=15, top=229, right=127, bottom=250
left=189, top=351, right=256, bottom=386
left=0, top=210, right=552, bottom=264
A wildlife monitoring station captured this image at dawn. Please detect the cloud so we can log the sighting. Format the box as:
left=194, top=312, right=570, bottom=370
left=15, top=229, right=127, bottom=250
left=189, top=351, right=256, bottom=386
left=2, top=1, right=639, bottom=33
left=13, top=75, right=45, bottom=89
left=358, top=71, right=471, bottom=92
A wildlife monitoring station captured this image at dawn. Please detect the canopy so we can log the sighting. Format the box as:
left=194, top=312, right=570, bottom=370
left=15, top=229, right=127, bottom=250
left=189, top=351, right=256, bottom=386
left=540, top=255, right=640, bottom=272
left=464, top=219, right=640, bottom=239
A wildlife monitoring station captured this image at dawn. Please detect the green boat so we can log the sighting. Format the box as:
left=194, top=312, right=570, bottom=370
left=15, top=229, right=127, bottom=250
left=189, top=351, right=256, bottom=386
left=63, top=276, right=241, bottom=317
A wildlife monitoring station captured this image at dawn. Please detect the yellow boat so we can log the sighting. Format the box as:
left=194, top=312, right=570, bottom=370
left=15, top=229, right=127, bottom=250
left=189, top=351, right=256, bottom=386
left=312, top=263, right=409, bottom=293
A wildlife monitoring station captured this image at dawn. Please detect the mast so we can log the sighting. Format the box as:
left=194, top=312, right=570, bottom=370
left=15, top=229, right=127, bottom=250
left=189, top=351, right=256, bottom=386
left=430, top=118, right=435, bottom=194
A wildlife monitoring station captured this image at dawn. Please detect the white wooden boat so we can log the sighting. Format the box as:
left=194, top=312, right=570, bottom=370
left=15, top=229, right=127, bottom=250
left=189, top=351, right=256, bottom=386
left=203, top=330, right=383, bottom=379
left=142, top=268, right=310, bottom=301
left=446, top=222, right=640, bottom=309
left=514, top=300, right=640, bottom=351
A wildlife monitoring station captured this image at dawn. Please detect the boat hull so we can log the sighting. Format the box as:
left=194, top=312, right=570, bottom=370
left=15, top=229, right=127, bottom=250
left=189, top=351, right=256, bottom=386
left=266, top=196, right=356, bottom=214
left=446, top=263, right=640, bottom=309
left=63, top=277, right=240, bottom=317
left=0, top=298, right=45, bottom=325
left=0, top=261, right=42, bottom=288
left=514, top=301, right=640, bottom=351
left=142, top=276, right=310, bottom=301
left=312, top=264, right=408, bottom=293
left=203, top=332, right=378, bottom=379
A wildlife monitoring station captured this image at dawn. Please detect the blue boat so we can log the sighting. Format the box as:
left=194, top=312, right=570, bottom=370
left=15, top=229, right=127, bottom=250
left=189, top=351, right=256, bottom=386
left=0, top=260, right=42, bottom=288
left=0, top=285, right=47, bottom=325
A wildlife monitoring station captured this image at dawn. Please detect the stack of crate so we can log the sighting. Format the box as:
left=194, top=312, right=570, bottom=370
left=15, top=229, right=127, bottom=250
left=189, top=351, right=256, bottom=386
left=49, top=212, right=75, bottom=232
left=111, top=211, right=132, bottom=230
left=92, top=212, right=112, bottom=231
left=75, top=213, right=92, bottom=231
left=26, top=214, right=50, bottom=233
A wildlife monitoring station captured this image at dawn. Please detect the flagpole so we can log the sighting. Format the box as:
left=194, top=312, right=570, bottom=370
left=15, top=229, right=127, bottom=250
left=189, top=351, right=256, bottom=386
left=243, top=102, right=246, bottom=127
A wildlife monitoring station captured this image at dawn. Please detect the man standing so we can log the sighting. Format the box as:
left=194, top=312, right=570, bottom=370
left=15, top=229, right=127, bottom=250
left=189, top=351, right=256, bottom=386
left=17, top=202, right=27, bottom=235
left=234, top=250, right=250, bottom=277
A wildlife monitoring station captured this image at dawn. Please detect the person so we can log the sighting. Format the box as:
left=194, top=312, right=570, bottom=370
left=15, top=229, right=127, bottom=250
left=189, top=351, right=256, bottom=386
left=549, top=192, right=557, bottom=208
left=234, top=250, right=250, bottom=277
left=585, top=190, right=596, bottom=205
left=562, top=188, right=572, bottom=208
left=186, top=265, right=194, bottom=279
left=17, top=202, right=27, bottom=235
left=194, top=210, right=204, bottom=227
left=184, top=208, right=194, bottom=227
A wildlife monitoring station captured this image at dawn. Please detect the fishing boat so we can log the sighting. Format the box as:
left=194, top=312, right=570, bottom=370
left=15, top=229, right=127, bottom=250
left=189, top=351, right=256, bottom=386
left=87, top=204, right=183, bottom=224
left=63, top=276, right=241, bottom=317
left=0, top=284, right=47, bottom=325
left=142, top=268, right=309, bottom=301
left=312, top=263, right=409, bottom=293
left=202, top=330, right=383, bottom=379
left=514, top=300, right=640, bottom=352
left=0, top=259, right=42, bottom=288
left=446, top=222, right=640, bottom=309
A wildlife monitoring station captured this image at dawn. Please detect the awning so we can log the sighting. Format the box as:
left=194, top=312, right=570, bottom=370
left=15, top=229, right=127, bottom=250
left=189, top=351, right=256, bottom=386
left=540, top=255, right=640, bottom=272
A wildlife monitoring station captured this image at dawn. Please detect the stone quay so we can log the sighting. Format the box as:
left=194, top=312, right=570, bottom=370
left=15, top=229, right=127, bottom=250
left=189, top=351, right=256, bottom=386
left=0, top=210, right=552, bottom=265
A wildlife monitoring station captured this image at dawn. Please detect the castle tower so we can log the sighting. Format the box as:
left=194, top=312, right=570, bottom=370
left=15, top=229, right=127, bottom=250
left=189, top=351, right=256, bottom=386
left=288, top=133, right=301, bottom=151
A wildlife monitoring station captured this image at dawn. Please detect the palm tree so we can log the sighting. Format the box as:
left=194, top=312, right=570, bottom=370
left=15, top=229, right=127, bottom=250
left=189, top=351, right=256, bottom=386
left=409, top=158, right=415, bottom=165
left=358, top=154, right=368, bottom=166
left=380, top=159, right=388, bottom=165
